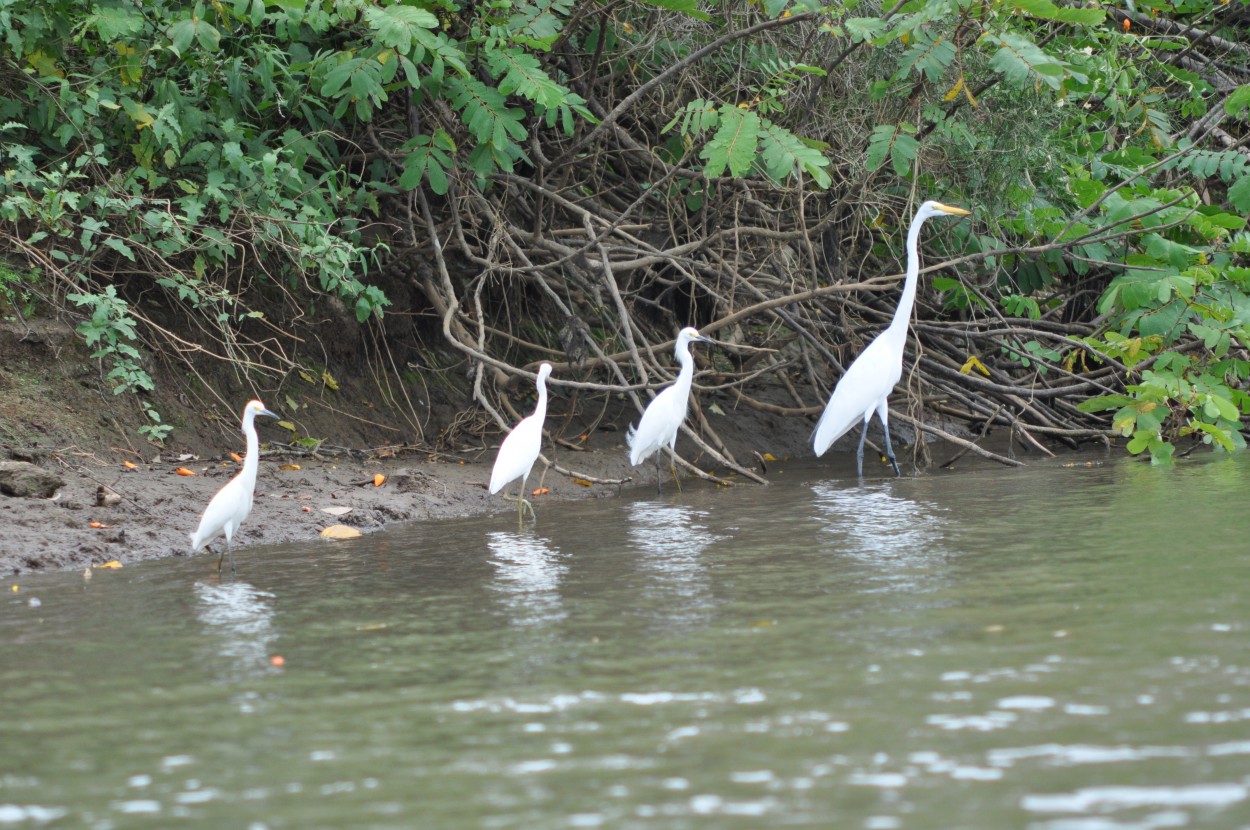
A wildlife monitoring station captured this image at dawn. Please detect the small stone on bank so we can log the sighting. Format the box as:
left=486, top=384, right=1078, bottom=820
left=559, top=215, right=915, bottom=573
left=0, top=461, right=64, bottom=498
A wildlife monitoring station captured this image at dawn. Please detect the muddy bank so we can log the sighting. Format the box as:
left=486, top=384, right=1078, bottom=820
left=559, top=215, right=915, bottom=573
left=0, top=439, right=662, bottom=575
left=2, top=417, right=1036, bottom=577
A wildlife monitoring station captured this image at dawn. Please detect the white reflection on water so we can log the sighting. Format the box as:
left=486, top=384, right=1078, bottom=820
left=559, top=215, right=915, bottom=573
left=810, top=482, right=948, bottom=589
left=627, top=502, right=725, bottom=628
left=487, top=531, right=566, bottom=627
left=1022, top=783, right=1248, bottom=813
left=193, top=581, right=278, bottom=683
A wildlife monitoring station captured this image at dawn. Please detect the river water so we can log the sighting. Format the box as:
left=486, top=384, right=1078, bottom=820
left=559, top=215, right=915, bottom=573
left=2, top=453, right=1249, bottom=828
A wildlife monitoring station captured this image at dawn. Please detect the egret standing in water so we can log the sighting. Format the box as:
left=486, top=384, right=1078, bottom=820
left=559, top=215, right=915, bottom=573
left=490, top=362, right=553, bottom=524
left=813, top=200, right=970, bottom=477
left=627, top=326, right=716, bottom=492
left=189, top=399, right=279, bottom=575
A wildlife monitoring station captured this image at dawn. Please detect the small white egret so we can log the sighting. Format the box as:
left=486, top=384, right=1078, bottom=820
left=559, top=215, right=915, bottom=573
left=189, top=399, right=279, bottom=574
left=813, top=200, right=970, bottom=477
left=489, top=363, right=553, bottom=524
left=627, top=326, right=715, bottom=491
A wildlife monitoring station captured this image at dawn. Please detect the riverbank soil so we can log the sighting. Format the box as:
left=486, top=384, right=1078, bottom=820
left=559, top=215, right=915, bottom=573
left=0, top=319, right=1016, bottom=576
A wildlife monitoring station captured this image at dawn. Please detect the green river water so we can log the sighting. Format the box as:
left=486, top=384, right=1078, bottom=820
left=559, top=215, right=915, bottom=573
left=2, top=453, right=1249, bottom=828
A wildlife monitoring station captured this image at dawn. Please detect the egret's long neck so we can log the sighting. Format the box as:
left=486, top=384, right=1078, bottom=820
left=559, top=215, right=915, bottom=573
left=241, top=412, right=260, bottom=482
left=887, top=212, right=928, bottom=338
left=674, top=341, right=696, bottom=397
left=533, top=374, right=549, bottom=420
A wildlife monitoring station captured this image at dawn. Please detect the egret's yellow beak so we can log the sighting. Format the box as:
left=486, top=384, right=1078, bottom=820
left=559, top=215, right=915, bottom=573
left=935, top=203, right=971, bottom=216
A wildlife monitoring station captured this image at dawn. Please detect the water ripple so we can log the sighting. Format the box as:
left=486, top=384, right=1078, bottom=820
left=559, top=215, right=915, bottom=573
left=1022, top=783, right=1248, bottom=813
left=988, top=744, right=1195, bottom=767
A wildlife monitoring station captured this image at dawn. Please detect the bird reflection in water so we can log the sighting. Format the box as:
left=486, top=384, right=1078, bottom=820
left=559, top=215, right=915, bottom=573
left=193, top=580, right=279, bottom=686
left=486, top=531, right=567, bottom=628
left=627, top=502, right=725, bottom=629
left=810, top=482, right=949, bottom=592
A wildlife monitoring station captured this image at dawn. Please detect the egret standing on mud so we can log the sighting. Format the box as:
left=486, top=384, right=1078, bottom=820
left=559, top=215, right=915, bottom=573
left=490, top=363, right=553, bottom=524
left=189, top=399, right=279, bottom=575
left=813, top=200, right=971, bottom=477
left=627, top=326, right=715, bottom=492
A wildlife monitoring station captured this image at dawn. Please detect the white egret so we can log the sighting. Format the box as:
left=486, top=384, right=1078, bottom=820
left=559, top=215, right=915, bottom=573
left=189, top=399, right=279, bottom=574
left=490, top=363, right=553, bottom=524
left=627, top=326, right=716, bottom=491
left=812, top=200, right=970, bottom=477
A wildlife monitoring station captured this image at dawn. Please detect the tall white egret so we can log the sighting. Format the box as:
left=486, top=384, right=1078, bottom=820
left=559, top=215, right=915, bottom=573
left=490, top=363, right=553, bottom=524
left=627, top=326, right=715, bottom=491
left=189, top=399, right=279, bottom=574
left=813, top=200, right=970, bottom=477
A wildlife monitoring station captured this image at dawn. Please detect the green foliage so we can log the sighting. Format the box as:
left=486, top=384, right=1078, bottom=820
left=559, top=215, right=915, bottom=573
left=664, top=99, right=831, bottom=187
left=1066, top=181, right=1250, bottom=461
left=0, top=263, right=38, bottom=319
left=0, top=0, right=609, bottom=438
left=867, top=124, right=920, bottom=176
left=67, top=286, right=172, bottom=443
left=702, top=107, right=762, bottom=178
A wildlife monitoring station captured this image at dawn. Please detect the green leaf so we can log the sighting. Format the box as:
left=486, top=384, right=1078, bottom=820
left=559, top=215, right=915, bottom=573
left=447, top=76, right=526, bottom=144
left=984, top=32, right=1066, bottom=90
left=1126, top=429, right=1154, bottom=454
left=866, top=124, right=894, bottom=173
left=412, top=29, right=469, bottom=78
left=663, top=100, right=719, bottom=136
left=101, top=237, right=136, bottom=262
left=1193, top=420, right=1235, bottom=451
left=700, top=106, right=760, bottom=179
left=1075, top=394, right=1136, bottom=413
left=363, top=5, right=439, bottom=53
left=894, top=32, right=956, bottom=83
left=167, top=19, right=196, bottom=54
left=485, top=46, right=593, bottom=132
left=1010, top=0, right=1105, bottom=25
left=1208, top=394, right=1240, bottom=422
left=845, top=17, right=888, bottom=43
left=758, top=121, right=831, bottom=188
left=1069, top=178, right=1105, bottom=209
left=638, top=0, right=711, bottom=21
left=1228, top=176, right=1250, bottom=214
left=1225, top=85, right=1250, bottom=117
left=400, top=132, right=455, bottom=195
left=91, top=7, right=147, bottom=41
left=167, top=15, right=220, bottom=54
left=866, top=123, right=920, bottom=176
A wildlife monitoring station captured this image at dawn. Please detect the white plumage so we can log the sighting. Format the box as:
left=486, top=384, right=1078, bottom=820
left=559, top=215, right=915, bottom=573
left=490, top=363, right=553, bottom=522
left=627, top=326, right=715, bottom=490
left=189, top=398, right=279, bottom=574
left=813, top=200, right=971, bottom=476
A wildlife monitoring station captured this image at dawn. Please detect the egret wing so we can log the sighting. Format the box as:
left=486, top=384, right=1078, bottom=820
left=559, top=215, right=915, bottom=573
left=490, top=415, right=542, bottom=494
left=628, top=385, right=682, bottom=465
left=190, top=473, right=245, bottom=551
left=812, top=336, right=900, bottom=456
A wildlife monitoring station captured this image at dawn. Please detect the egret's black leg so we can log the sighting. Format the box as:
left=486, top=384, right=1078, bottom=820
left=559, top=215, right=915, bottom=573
left=669, top=449, right=682, bottom=493
left=655, top=452, right=662, bottom=493
left=881, top=418, right=901, bottom=477
left=856, top=420, right=869, bottom=478
left=216, top=545, right=224, bottom=575
left=226, top=538, right=236, bottom=576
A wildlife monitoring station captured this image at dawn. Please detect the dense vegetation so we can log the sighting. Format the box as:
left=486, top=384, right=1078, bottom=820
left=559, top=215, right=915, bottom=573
left=1, top=0, right=1248, bottom=470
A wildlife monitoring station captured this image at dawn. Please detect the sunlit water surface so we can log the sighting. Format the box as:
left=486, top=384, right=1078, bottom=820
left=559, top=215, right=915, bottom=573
left=3, top=454, right=1250, bottom=828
